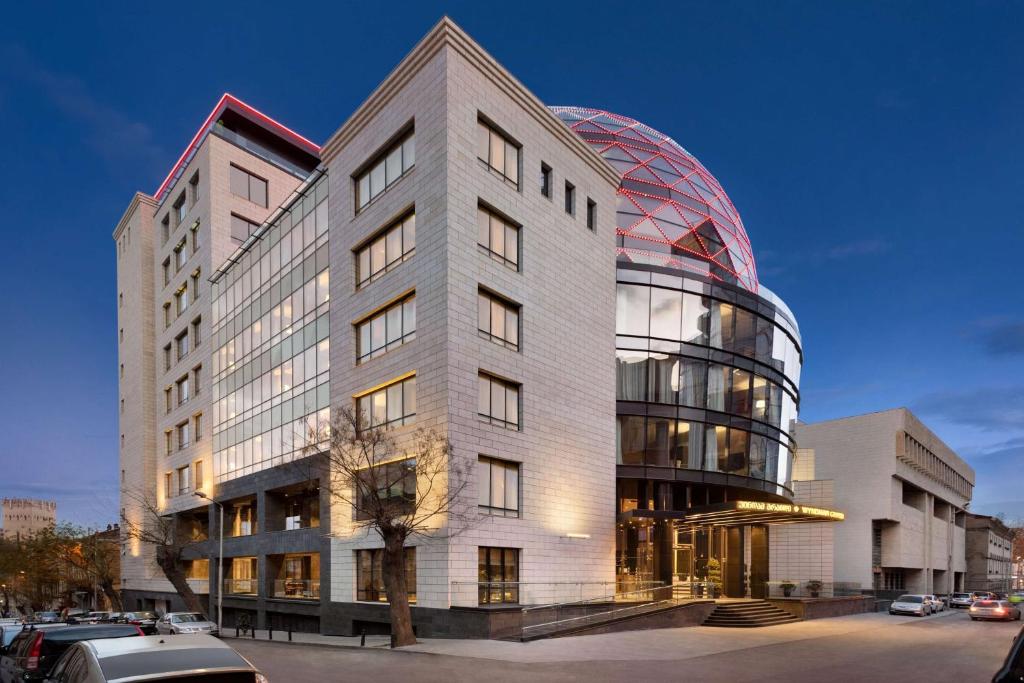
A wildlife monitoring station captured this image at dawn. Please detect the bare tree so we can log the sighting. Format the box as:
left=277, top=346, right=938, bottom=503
left=304, top=407, right=470, bottom=646
left=43, top=523, right=123, bottom=611
left=119, top=492, right=207, bottom=615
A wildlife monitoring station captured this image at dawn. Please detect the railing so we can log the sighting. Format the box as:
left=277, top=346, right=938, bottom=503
left=272, top=579, right=320, bottom=600
left=450, top=581, right=636, bottom=608
left=520, top=583, right=676, bottom=640
left=223, top=578, right=258, bottom=596
left=211, top=124, right=311, bottom=180
left=766, top=580, right=862, bottom=598
left=186, top=579, right=210, bottom=594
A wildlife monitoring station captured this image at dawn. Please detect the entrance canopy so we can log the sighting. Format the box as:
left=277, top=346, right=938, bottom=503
left=619, top=500, right=845, bottom=527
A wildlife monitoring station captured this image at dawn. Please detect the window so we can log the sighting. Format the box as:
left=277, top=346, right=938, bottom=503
left=164, top=387, right=172, bottom=413
left=356, top=547, right=416, bottom=603
left=192, top=365, right=202, bottom=396
left=356, top=295, right=416, bottom=362
left=586, top=198, right=597, bottom=230
left=355, top=129, right=415, bottom=211
left=477, top=206, right=519, bottom=270
left=162, top=258, right=171, bottom=286
left=356, top=212, right=416, bottom=286
left=163, top=303, right=171, bottom=328
left=227, top=556, right=258, bottom=594
left=164, top=430, right=172, bottom=455
left=176, top=375, right=190, bottom=405
left=163, top=344, right=172, bottom=371
left=477, top=290, right=519, bottom=350
left=174, top=239, right=187, bottom=271
left=478, top=457, right=519, bottom=517
left=161, top=215, right=170, bottom=244
left=540, top=163, right=552, bottom=198
left=175, top=286, right=188, bottom=316
left=191, top=269, right=201, bottom=299
left=478, top=547, right=519, bottom=604
left=191, top=317, right=202, bottom=347
left=176, top=465, right=191, bottom=495
left=230, top=214, right=260, bottom=243
left=478, top=373, right=519, bottom=430
left=120, top=398, right=125, bottom=414
left=189, top=172, right=199, bottom=205
left=119, top=363, right=124, bottom=379
left=193, top=413, right=203, bottom=442
left=230, top=164, right=268, bottom=207
left=174, top=192, right=187, bottom=226
left=356, top=375, right=417, bottom=428
left=228, top=500, right=257, bottom=537
left=190, top=222, right=200, bottom=253
left=355, top=458, right=416, bottom=521
left=477, top=119, right=519, bottom=187
left=175, top=331, right=188, bottom=361
left=564, top=181, right=575, bottom=215
left=177, top=421, right=190, bottom=450
left=119, top=328, right=124, bottom=343
left=119, top=292, right=123, bottom=308
left=164, top=472, right=172, bottom=498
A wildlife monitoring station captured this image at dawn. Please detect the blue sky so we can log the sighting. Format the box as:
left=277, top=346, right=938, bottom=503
left=0, top=1, right=1021, bottom=527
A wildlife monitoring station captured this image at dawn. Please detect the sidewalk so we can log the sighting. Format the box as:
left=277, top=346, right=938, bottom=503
left=222, top=609, right=958, bottom=663
left=222, top=629, right=392, bottom=649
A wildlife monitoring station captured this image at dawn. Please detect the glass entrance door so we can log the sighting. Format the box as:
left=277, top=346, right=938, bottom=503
left=673, top=544, right=694, bottom=584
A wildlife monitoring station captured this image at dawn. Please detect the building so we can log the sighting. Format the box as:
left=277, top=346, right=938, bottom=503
left=116, top=17, right=838, bottom=636
left=1, top=499, right=56, bottom=540
left=792, top=409, right=974, bottom=597
left=965, top=514, right=1014, bottom=593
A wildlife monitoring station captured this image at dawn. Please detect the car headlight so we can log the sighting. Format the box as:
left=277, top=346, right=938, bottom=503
left=255, top=673, right=269, bottom=683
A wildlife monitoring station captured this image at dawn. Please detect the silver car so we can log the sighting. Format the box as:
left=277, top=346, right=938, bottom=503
left=43, top=634, right=266, bottom=682
left=155, top=612, right=219, bottom=636
left=924, top=594, right=945, bottom=612
left=969, top=599, right=1022, bottom=622
left=949, top=592, right=973, bottom=608
left=889, top=594, right=932, bottom=616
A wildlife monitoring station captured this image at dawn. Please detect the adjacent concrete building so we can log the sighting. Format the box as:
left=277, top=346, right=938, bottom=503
left=965, top=513, right=1014, bottom=593
left=793, top=409, right=974, bottom=596
left=1, top=499, right=56, bottom=539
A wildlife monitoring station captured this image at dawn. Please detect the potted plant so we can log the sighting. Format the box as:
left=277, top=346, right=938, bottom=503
left=806, top=580, right=823, bottom=598
left=706, top=559, right=722, bottom=599
left=780, top=581, right=796, bottom=597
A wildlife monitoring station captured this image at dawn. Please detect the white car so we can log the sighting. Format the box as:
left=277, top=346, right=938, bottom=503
left=924, top=594, right=945, bottom=612
left=890, top=594, right=932, bottom=617
left=43, top=634, right=266, bottom=682
left=155, top=612, right=219, bottom=636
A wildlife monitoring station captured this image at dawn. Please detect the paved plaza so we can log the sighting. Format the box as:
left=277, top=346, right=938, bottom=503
left=228, top=609, right=1020, bottom=682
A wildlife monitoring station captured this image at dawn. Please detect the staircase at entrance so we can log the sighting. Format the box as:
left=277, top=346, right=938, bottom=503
left=702, top=600, right=799, bottom=627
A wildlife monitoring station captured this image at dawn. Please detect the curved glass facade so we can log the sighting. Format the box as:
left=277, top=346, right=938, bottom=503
left=615, top=264, right=801, bottom=498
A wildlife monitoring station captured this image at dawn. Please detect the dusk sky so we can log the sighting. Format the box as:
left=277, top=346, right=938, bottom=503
left=1, top=1, right=1021, bottom=528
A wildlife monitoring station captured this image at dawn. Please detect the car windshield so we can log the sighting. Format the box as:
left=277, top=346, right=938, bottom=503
left=897, top=595, right=922, bottom=603
left=952, top=593, right=969, bottom=598
left=133, top=612, right=157, bottom=619
left=173, top=614, right=205, bottom=623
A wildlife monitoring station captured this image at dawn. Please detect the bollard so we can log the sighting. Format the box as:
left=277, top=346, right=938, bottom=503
left=360, top=629, right=366, bottom=647
left=235, top=626, right=239, bottom=638
left=268, top=626, right=273, bottom=641
left=251, top=625, right=255, bottom=639
left=288, top=626, right=292, bottom=642
left=390, top=633, right=396, bottom=649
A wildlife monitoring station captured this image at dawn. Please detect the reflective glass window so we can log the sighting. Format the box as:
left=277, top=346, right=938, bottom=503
left=355, top=130, right=415, bottom=210
left=649, top=288, right=681, bottom=340
left=616, top=350, right=648, bottom=401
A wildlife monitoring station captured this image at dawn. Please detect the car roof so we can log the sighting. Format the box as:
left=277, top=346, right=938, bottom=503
left=85, top=634, right=235, bottom=657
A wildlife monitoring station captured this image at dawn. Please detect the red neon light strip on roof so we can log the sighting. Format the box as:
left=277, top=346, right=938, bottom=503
left=152, top=93, right=320, bottom=202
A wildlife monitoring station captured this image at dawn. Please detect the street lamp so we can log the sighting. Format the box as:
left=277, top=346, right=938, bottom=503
left=193, top=491, right=223, bottom=634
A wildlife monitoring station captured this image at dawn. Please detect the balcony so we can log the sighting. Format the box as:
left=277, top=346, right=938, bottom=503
left=272, top=579, right=320, bottom=601
left=223, top=578, right=258, bottom=596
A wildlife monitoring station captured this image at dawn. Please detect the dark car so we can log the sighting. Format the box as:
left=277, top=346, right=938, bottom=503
left=115, top=612, right=158, bottom=635
left=993, top=626, right=1024, bottom=682
left=0, top=624, right=140, bottom=682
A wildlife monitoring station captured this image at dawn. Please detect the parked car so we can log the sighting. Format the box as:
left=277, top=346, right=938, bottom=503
left=114, top=612, right=157, bottom=635
left=970, top=600, right=1022, bottom=622
left=890, top=594, right=932, bottom=617
left=1009, top=593, right=1024, bottom=606
left=155, top=612, right=219, bottom=637
left=43, top=634, right=267, bottom=683
left=950, top=592, right=974, bottom=608
left=83, top=613, right=110, bottom=624
left=0, top=624, right=141, bottom=682
left=33, top=613, right=60, bottom=624
left=972, top=591, right=998, bottom=602
left=992, top=624, right=1024, bottom=682
left=924, top=594, right=946, bottom=612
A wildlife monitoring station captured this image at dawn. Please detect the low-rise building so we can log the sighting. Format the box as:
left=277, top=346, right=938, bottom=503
left=1, top=498, right=56, bottom=540
left=792, top=408, right=974, bottom=597
left=965, top=514, right=1014, bottom=593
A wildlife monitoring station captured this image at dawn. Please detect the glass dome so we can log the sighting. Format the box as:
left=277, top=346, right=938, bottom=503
left=552, top=107, right=758, bottom=293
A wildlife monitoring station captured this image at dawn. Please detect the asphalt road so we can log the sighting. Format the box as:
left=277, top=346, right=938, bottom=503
left=231, top=609, right=1021, bottom=682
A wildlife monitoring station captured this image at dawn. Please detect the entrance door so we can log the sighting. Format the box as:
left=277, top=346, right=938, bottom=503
left=673, top=544, right=694, bottom=584
left=750, top=525, right=769, bottom=599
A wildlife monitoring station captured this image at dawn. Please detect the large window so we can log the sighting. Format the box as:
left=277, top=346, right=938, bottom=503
left=478, top=457, right=519, bottom=517
left=228, top=499, right=257, bottom=537
left=230, top=164, right=268, bottom=207
left=356, top=375, right=417, bottom=428
left=478, top=373, right=519, bottom=430
left=176, top=465, right=191, bottom=495
left=356, top=213, right=416, bottom=287
left=226, top=557, right=258, bottom=595
left=478, top=547, right=519, bottom=604
left=357, top=295, right=416, bottom=362
left=477, top=290, right=519, bottom=350
left=477, top=119, right=519, bottom=187
left=176, top=420, right=190, bottom=450
left=230, top=214, right=260, bottom=243
left=356, top=459, right=416, bottom=521
left=356, top=130, right=415, bottom=211
left=176, top=375, right=190, bottom=405
left=175, top=331, right=189, bottom=361
left=477, top=206, right=519, bottom=270
left=356, top=547, right=416, bottom=603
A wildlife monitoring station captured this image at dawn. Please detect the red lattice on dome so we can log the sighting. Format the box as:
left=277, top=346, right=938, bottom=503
left=552, top=107, right=758, bottom=293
